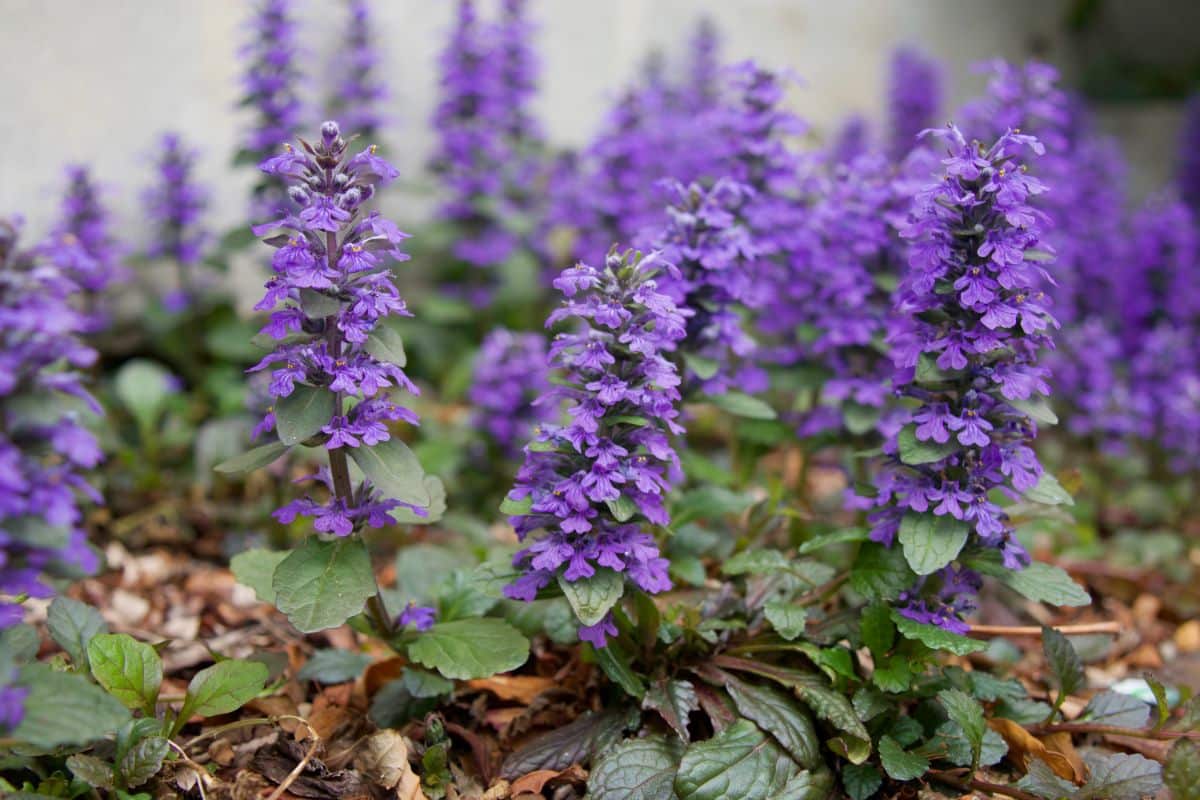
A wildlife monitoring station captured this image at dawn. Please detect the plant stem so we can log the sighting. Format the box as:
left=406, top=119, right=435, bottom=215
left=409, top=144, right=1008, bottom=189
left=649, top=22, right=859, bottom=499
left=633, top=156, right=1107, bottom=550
left=928, top=770, right=1042, bottom=800
left=1026, top=722, right=1200, bottom=741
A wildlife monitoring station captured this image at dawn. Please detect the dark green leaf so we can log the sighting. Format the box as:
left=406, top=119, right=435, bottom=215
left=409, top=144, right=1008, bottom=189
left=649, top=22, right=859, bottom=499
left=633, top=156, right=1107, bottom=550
left=897, top=512, right=969, bottom=575
left=13, top=663, right=131, bottom=748
left=407, top=618, right=529, bottom=679
left=274, top=384, right=334, bottom=446
left=931, top=721, right=1008, bottom=768
left=797, top=527, right=868, bottom=555
left=589, top=735, right=683, bottom=800
left=67, top=754, right=115, bottom=790
left=400, top=667, right=455, bottom=698
left=1077, top=752, right=1162, bottom=799
left=674, top=720, right=801, bottom=800
left=1017, top=758, right=1081, bottom=799
left=860, top=604, right=895, bottom=657
left=594, top=642, right=646, bottom=699
left=500, top=708, right=634, bottom=778
left=940, top=689, right=986, bottom=770
left=117, top=735, right=169, bottom=788
left=0, top=623, right=38, bottom=665
left=674, top=486, right=757, bottom=526
left=893, top=613, right=987, bottom=655
left=1079, top=690, right=1151, bottom=729
left=6, top=517, right=71, bottom=549
left=559, top=569, right=625, bottom=626
left=87, top=633, right=163, bottom=714
left=46, top=596, right=108, bottom=668
left=643, top=679, right=699, bottom=741
left=368, top=679, right=440, bottom=728
left=841, top=763, right=883, bottom=800
left=1165, top=741, right=1200, bottom=800
left=877, top=735, right=929, bottom=781
left=896, top=424, right=957, bottom=465
left=298, top=288, right=342, bottom=317
left=364, top=324, right=407, bottom=367
left=1144, top=675, right=1171, bottom=729
left=1043, top=627, right=1085, bottom=707
left=180, top=659, right=268, bottom=721
left=350, top=437, right=431, bottom=507
left=850, top=543, right=915, bottom=601
left=763, top=602, right=807, bottom=641
left=214, top=441, right=290, bottom=475
left=230, top=548, right=289, bottom=604
left=296, top=649, right=373, bottom=683
left=709, top=391, right=777, bottom=420
left=725, top=677, right=821, bottom=769
left=273, top=536, right=376, bottom=633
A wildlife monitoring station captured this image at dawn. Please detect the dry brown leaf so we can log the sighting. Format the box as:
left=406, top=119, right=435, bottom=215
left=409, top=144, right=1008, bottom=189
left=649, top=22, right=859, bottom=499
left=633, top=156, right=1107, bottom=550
left=1041, top=731, right=1086, bottom=783
left=1175, top=620, right=1200, bottom=653
left=307, top=705, right=351, bottom=741
left=479, top=779, right=511, bottom=800
left=355, top=730, right=427, bottom=799
left=509, top=769, right=559, bottom=795
left=1127, top=643, right=1164, bottom=669
left=466, top=675, right=556, bottom=704
left=988, top=718, right=1081, bottom=784
left=485, top=707, right=525, bottom=731
left=365, top=657, right=406, bottom=697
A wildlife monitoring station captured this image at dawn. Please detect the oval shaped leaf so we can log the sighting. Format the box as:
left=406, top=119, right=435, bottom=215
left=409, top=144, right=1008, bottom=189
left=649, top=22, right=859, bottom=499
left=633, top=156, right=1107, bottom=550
left=559, top=569, right=625, bottom=627
left=214, top=441, right=290, bottom=475
left=87, top=633, right=163, bottom=714
left=407, top=618, right=530, bottom=680
left=272, top=536, right=377, bottom=633
left=179, top=659, right=269, bottom=720
left=275, top=383, right=334, bottom=446
left=350, top=437, right=431, bottom=508
left=898, top=512, right=969, bottom=576
left=590, top=736, right=683, bottom=800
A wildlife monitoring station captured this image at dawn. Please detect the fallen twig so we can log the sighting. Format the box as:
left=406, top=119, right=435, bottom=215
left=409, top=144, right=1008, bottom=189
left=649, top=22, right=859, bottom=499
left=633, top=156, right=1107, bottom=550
left=968, top=621, right=1122, bottom=637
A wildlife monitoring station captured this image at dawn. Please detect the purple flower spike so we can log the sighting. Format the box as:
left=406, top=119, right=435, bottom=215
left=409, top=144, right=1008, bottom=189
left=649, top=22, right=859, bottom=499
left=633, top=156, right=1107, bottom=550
left=143, top=132, right=211, bottom=310
left=328, top=0, right=388, bottom=140
left=1, top=217, right=103, bottom=636
left=469, top=328, right=554, bottom=459
left=887, top=46, right=943, bottom=159
left=503, top=251, right=686, bottom=646
left=251, top=121, right=426, bottom=535
left=867, top=124, right=1058, bottom=632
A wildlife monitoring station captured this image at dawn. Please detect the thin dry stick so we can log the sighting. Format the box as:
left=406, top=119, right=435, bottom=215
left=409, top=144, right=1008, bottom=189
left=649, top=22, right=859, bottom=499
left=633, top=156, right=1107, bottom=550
left=968, top=621, right=1122, bottom=637
left=167, top=739, right=211, bottom=800
left=266, top=719, right=321, bottom=800
left=1027, top=722, right=1200, bottom=741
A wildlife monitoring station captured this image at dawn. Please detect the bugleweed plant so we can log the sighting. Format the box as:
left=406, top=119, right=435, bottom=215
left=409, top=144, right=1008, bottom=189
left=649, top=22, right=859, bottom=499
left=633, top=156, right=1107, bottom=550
left=141, top=132, right=210, bottom=313
left=222, top=121, right=529, bottom=680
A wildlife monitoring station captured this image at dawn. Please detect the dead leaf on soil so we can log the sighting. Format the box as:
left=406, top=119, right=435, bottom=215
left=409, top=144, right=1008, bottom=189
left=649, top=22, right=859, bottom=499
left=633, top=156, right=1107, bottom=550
left=355, top=730, right=427, bottom=799
left=988, top=718, right=1084, bottom=784
left=466, top=675, right=556, bottom=704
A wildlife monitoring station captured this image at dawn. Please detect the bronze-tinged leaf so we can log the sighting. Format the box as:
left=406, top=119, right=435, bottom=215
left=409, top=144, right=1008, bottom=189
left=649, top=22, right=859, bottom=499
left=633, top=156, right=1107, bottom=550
left=465, top=675, right=556, bottom=704
left=509, top=769, right=561, bottom=795
left=1040, top=731, right=1086, bottom=783
left=989, top=719, right=1083, bottom=784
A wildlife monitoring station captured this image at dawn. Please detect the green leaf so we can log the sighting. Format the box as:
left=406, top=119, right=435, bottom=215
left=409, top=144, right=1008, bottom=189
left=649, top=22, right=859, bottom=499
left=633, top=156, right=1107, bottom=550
left=860, top=604, right=895, bottom=657
left=114, top=359, right=174, bottom=430
left=594, top=642, right=646, bottom=699
left=87, top=634, right=163, bottom=714
left=763, top=602, right=807, bottom=641
left=500, top=709, right=634, bottom=779
left=877, top=735, right=929, bottom=781
left=797, top=527, right=868, bottom=554
left=684, top=353, right=720, bottom=381
left=1144, top=675, right=1172, bottom=729
left=1010, top=396, right=1058, bottom=426
left=725, top=677, right=821, bottom=769
left=272, top=536, right=377, bottom=633
left=674, top=720, right=802, bottom=800
left=606, top=494, right=638, bottom=522
left=350, top=437, right=431, bottom=507
left=893, top=613, right=987, bottom=654
left=987, top=561, right=1090, bottom=607
left=643, top=679, right=699, bottom=742
left=940, top=689, right=986, bottom=771
left=407, top=618, right=529, bottom=680
left=296, top=649, right=374, bottom=683
left=674, top=486, right=757, bottom=526
left=1165, top=742, right=1200, bottom=800
left=897, top=512, right=969, bottom=575
left=368, top=679, right=440, bottom=728
left=117, top=735, right=169, bottom=788
left=896, top=424, right=957, bottom=465
left=388, top=474, right=445, bottom=524
left=850, top=543, right=915, bottom=601
left=589, top=735, right=683, bottom=800
left=230, top=548, right=290, bottom=605
left=723, top=549, right=789, bottom=576
left=0, top=624, right=38, bottom=666
left=1025, top=472, right=1074, bottom=506
left=364, top=324, right=407, bottom=367
left=1079, top=690, right=1150, bottom=729
left=400, top=666, right=455, bottom=698
left=1042, top=626, right=1085, bottom=707
left=178, top=659, right=269, bottom=721
left=841, top=764, right=883, bottom=800
left=709, top=391, right=777, bottom=420
left=1017, top=758, right=1081, bottom=799
left=1077, top=752, right=1162, bottom=800
left=274, top=384, right=334, bottom=446
left=843, top=402, right=882, bottom=436
left=393, top=544, right=466, bottom=605
left=13, top=663, right=131, bottom=748
left=67, top=753, right=115, bottom=790
left=214, top=441, right=290, bottom=475
left=932, top=721, right=1008, bottom=768
left=6, top=517, right=71, bottom=549
left=559, top=569, right=625, bottom=626
left=47, top=596, right=108, bottom=668
left=298, top=288, right=342, bottom=317
left=499, top=494, right=533, bottom=515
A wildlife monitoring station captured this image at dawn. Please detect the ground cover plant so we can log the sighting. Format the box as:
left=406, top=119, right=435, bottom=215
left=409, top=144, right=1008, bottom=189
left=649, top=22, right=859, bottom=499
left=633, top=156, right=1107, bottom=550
left=2, top=2, right=1200, bottom=798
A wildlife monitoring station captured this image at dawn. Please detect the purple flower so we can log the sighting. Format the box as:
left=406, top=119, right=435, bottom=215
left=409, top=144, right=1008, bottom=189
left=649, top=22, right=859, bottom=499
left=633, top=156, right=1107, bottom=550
left=397, top=603, right=436, bottom=632
left=868, top=124, right=1057, bottom=632
left=0, top=218, right=103, bottom=632
left=887, top=47, right=943, bottom=159
left=469, top=328, right=555, bottom=459
left=251, top=122, right=426, bottom=537
left=0, top=682, right=29, bottom=735
left=142, top=133, right=211, bottom=310
left=327, top=0, right=387, bottom=140
left=503, top=251, right=686, bottom=645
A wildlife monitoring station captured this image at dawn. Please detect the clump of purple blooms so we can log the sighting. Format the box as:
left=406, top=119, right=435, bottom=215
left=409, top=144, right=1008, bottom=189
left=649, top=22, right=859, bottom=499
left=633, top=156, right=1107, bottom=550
left=469, top=328, right=554, bottom=459
left=653, top=179, right=762, bottom=394
left=869, top=125, right=1057, bottom=633
left=250, top=122, right=428, bottom=538
left=328, top=0, right=387, bottom=141
left=142, top=132, right=210, bottom=312
left=0, top=218, right=103, bottom=629
left=45, top=165, right=124, bottom=331
left=887, top=46, right=943, bottom=159
left=503, top=251, right=686, bottom=647
left=238, top=0, right=304, bottom=216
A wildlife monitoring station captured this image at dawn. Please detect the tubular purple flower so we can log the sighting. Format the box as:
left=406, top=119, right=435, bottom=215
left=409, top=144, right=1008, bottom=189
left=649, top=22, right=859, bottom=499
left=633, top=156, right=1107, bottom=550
left=868, top=125, right=1058, bottom=632
left=887, top=47, right=944, bottom=159
left=328, top=0, right=387, bottom=140
left=142, top=132, right=211, bottom=311
left=0, top=217, right=102, bottom=638
left=469, top=328, right=554, bottom=459
left=503, top=251, right=686, bottom=646
left=683, top=17, right=721, bottom=114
